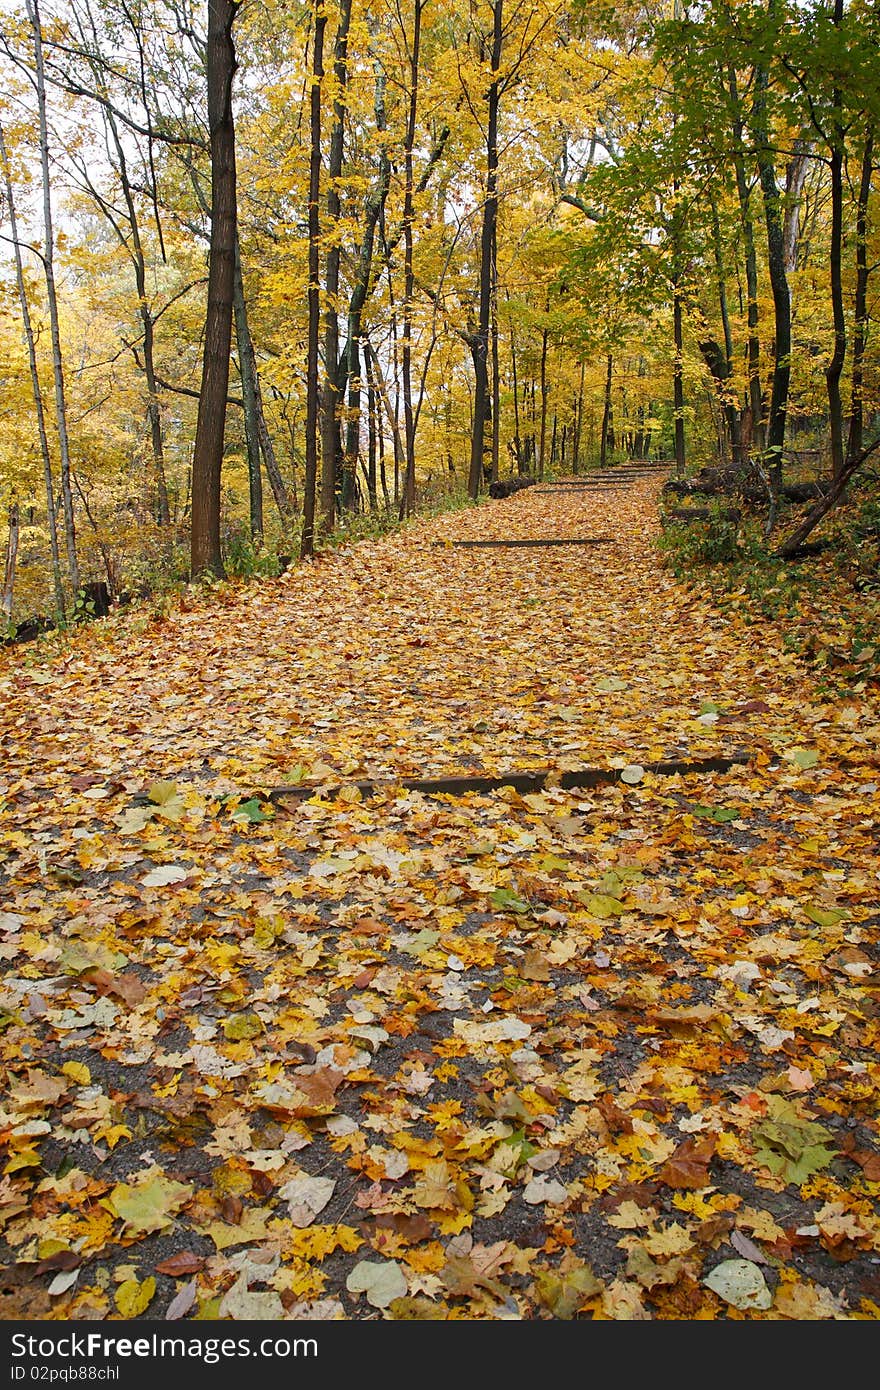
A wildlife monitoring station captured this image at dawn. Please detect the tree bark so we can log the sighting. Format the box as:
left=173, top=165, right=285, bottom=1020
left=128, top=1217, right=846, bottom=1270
left=399, top=0, right=423, bottom=520
left=28, top=0, right=79, bottom=593
left=751, top=17, right=791, bottom=482
left=2, top=503, right=20, bottom=623
left=301, top=4, right=326, bottom=561
left=319, top=0, right=353, bottom=533
left=342, top=62, right=391, bottom=510
left=467, top=0, right=503, bottom=500
left=600, top=354, right=613, bottom=469
left=825, top=0, right=846, bottom=480
left=0, top=119, right=65, bottom=618
left=846, top=127, right=874, bottom=465
left=538, top=322, right=549, bottom=479
left=728, top=65, right=764, bottom=453
left=232, top=231, right=263, bottom=540
left=190, top=0, right=239, bottom=580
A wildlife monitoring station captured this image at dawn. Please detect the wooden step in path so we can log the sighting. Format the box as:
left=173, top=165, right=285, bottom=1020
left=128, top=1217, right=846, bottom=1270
left=434, top=537, right=615, bottom=549
left=268, top=753, right=751, bottom=805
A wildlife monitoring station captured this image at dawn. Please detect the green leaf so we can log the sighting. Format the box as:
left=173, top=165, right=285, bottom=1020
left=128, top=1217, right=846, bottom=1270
left=535, top=1265, right=603, bottom=1317
left=804, top=905, right=848, bottom=928
left=537, top=853, right=570, bottom=874
left=106, top=1173, right=193, bottom=1234
left=691, top=803, right=740, bottom=823
left=751, top=1096, right=837, bottom=1185
left=60, top=940, right=128, bottom=976
left=787, top=747, right=819, bottom=769
left=148, top=779, right=179, bottom=806
left=489, top=888, right=530, bottom=914
left=231, top=797, right=271, bottom=824
left=581, top=892, right=627, bottom=919
left=398, top=928, right=441, bottom=956
left=596, top=676, right=628, bottom=692
left=223, top=1011, right=264, bottom=1041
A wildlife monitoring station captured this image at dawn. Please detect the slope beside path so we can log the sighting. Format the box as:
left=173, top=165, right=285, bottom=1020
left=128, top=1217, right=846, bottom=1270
left=0, top=473, right=878, bottom=1321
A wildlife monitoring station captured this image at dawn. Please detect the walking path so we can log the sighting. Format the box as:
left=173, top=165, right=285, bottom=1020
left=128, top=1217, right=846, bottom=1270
left=0, top=471, right=878, bottom=1320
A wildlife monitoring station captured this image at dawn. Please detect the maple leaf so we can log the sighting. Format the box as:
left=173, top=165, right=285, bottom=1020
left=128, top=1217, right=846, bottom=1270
left=657, top=1136, right=716, bottom=1190
left=750, top=1097, right=837, bottom=1185
left=534, top=1264, right=603, bottom=1317
left=104, top=1172, right=194, bottom=1235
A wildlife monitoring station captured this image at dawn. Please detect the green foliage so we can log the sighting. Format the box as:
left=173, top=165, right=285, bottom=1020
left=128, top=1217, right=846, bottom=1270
left=656, top=499, right=746, bottom=569
left=223, top=526, right=286, bottom=579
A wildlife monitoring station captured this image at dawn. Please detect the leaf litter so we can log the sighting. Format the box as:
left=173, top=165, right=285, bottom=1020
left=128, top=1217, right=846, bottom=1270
left=0, top=476, right=878, bottom=1321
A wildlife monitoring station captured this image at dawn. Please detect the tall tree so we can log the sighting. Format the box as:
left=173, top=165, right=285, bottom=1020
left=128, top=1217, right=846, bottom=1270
left=301, top=4, right=327, bottom=561
left=190, top=0, right=239, bottom=580
left=467, top=0, right=503, bottom=501
left=28, top=0, right=79, bottom=593
left=0, top=116, right=66, bottom=618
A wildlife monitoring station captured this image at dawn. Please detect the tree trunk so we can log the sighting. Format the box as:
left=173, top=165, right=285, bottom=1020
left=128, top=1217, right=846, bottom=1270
left=507, top=293, right=523, bottom=472
left=825, top=0, right=846, bottom=480
left=399, top=0, right=423, bottom=520
left=190, top=0, right=238, bottom=580
left=301, top=4, right=326, bottom=561
left=573, top=359, right=585, bottom=472
left=28, top=0, right=79, bottom=594
left=538, top=323, right=549, bottom=479
left=320, top=0, right=353, bottom=534
left=0, top=119, right=65, bottom=619
left=846, top=127, right=874, bottom=465
left=728, top=65, right=764, bottom=453
left=708, top=189, right=743, bottom=465
left=2, top=503, right=20, bottom=623
left=490, top=221, right=501, bottom=484
left=600, top=353, right=613, bottom=469
left=366, top=359, right=378, bottom=510
left=258, top=405, right=294, bottom=527
left=672, top=284, right=686, bottom=475
left=752, top=22, right=791, bottom=482
left=233, top=232, right=263, bottom=540
left=342, top=63, right=391, bottom=510
left=467, top=0, right=503, bottom=500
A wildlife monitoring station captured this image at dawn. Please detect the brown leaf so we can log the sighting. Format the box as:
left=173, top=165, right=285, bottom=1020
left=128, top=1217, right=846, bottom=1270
left=295, top=1067, right=344, bottom=1105
left=32, top=1250, right=81, bottom=1277
left=155, top=1252, right=206, bottom=1277
left=657, top=1136, right=716, bottom=1190
left=596, top=1093, right=634, bottom=1135
left=371, top=1213, right=434, bottom=1241
left=80, top=966, right=147, bottom=1006
left=351, top=919, right=387, bottom=937
left=521, top=950, right=551, bottom=981
left=220, top=1195, right=243, bottom=1225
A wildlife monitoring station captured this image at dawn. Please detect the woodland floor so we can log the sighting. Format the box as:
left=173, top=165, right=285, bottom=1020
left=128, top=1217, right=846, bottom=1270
left=0, top=468, right=879, bottom=1322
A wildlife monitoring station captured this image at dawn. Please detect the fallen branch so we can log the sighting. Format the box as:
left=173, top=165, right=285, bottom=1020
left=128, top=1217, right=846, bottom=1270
left=775, top=436, right=880, bottom=558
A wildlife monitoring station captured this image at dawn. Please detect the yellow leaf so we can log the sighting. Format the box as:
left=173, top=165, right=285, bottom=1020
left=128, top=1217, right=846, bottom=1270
left=115, top=1277, right=156, bottom=1317
left=94, top=1123, right=133, bottom=1150
left=61, top=1062, right=91, bottom=1086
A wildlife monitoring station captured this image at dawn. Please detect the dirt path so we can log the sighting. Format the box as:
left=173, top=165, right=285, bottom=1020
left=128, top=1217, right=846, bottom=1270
left=1, top=473, right=878, bottom=1321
